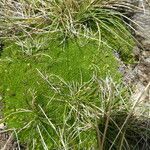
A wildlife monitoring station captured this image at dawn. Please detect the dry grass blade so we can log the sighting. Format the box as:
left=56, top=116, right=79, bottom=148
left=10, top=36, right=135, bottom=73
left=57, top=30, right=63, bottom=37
left=109, top=82, right=150, bottom=150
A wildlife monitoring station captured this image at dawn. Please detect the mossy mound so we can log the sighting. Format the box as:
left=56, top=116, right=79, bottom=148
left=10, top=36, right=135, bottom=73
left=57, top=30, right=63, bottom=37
left=0, top=9, right=135, bottom=148
left=0, top=38, right=120, bottom=147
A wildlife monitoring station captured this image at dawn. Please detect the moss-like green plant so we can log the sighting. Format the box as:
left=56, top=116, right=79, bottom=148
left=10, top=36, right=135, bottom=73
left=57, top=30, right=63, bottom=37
left=0, top=37, right=133, bottom=149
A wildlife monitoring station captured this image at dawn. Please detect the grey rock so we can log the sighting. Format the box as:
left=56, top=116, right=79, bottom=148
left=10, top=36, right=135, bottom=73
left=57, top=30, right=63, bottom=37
left=127, top=0, right=150, bottom=101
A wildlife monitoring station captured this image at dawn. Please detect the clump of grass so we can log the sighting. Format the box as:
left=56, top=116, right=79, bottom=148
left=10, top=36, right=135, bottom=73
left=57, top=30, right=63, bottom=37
left=0, top=73, right=130, bottom=149
left=0, top=0, right=134, bottom=61
left=2, top=74, right=150, bottom=149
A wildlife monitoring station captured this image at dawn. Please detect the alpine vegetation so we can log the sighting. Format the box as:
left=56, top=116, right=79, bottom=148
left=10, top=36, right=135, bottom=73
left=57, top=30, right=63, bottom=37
left=0, top=0, right=149, bottom=149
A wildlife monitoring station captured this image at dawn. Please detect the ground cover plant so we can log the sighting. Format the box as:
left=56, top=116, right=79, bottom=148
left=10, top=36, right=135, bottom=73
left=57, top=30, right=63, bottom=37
left=0, top=0, right=150, bottom=149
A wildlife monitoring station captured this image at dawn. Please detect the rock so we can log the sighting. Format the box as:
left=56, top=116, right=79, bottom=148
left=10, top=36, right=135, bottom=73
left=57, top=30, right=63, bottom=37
left=145, top=57, right=150, bottom=63
left=128, top=0, right=150, bottom=102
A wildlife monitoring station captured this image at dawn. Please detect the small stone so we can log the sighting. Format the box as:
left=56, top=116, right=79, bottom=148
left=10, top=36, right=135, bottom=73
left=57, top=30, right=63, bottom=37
left=145, top=58, right=150, bottom=63
left=0, top=123, right=5, bottom=130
